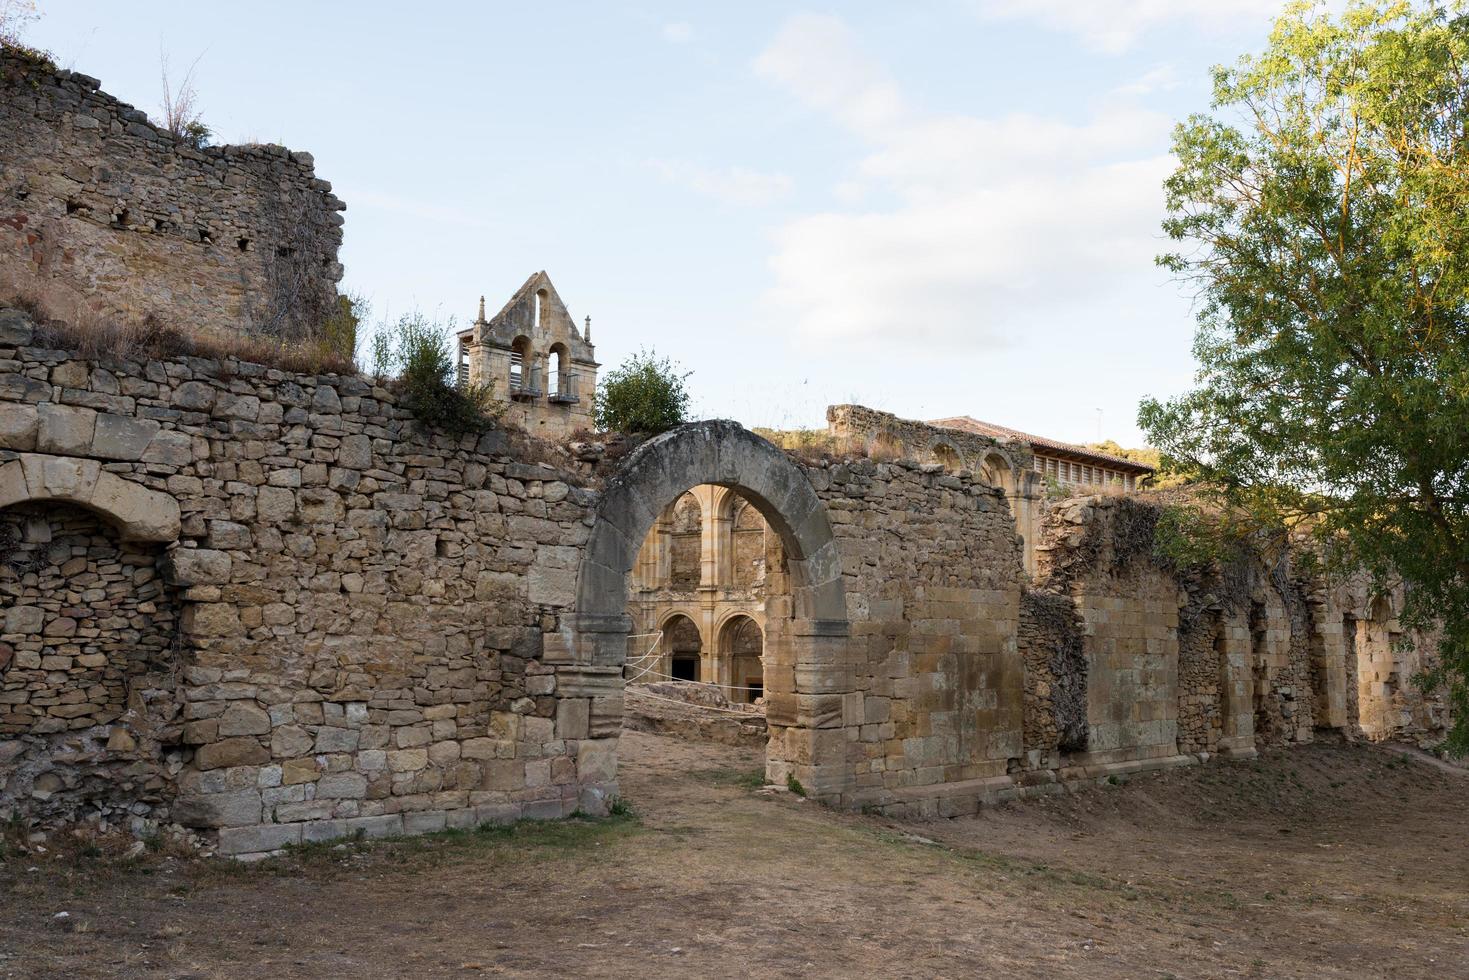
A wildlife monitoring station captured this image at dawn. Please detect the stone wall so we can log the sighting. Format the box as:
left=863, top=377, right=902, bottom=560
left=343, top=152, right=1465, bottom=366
left=810, top=456, right=1026, bottom=812
left=1017, top=590, right=1087, bottom=762
left=0, top=302, right=1455, bottom=851
left=1024, top=495, right=1453, bottom=769
left=825, top=403, right=1030, bottom=475
left=824, top=404, right=1044, bottom=576
left=0, top=48, right=344, bottom=340
left=0, top=305, right=604, bottom=855
left=0, top=501, right=181, bottom=826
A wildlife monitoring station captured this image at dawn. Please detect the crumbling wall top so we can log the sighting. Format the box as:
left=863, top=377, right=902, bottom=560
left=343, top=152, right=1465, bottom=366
left=0, top=46, right=345, bottom=342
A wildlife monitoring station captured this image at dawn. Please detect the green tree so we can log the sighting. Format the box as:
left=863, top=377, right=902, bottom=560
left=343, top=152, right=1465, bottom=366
left=1139, top=1, right=1469, bottom=749
left=594, top=348, right=692, bottom=434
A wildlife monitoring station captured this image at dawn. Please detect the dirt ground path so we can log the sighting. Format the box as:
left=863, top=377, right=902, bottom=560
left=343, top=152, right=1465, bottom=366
left=2, top=732, right=1466, bottom=978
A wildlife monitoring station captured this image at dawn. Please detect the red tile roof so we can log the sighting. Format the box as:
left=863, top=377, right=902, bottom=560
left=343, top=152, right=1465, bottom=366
left=929, top=416, right=1155, bottom=474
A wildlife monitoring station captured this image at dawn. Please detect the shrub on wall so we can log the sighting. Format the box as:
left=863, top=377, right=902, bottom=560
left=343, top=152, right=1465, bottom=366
left=594, top=348, right=691, bottom=435
left=374, top=312, right=503, bottom=436
left=320, top=292, right=363, bottom=364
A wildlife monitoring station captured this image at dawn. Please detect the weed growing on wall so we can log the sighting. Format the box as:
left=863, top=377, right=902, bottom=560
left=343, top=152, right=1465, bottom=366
left=158, top=49, right=209, bottom=147
left=376, top=312, right=503, bottom=436
left=320, top=292, right=364, bottom=365
left=0, top=2, right=54, bottom=78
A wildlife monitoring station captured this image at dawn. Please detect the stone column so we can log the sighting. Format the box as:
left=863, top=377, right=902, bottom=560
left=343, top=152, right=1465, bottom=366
left=1311, top=594, right=1351, bottom=731
left=653, top=510, right=673, bottom=587
left=1014, top=472, right=1043, bottom=579
left=1217, top=620, right=1257, bottom=757
left=559, top=614, right=632, bottom=814
left=693, top=485, right=724, bottom=589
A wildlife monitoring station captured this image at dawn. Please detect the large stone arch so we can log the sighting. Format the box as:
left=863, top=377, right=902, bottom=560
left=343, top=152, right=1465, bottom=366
left=0, top=453, right=180, bottom=542
left=569, top=420, right=851, bottom=803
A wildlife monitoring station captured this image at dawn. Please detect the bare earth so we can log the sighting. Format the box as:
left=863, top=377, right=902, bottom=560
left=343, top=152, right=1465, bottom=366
left=2, top=731, right=1466, bottom=979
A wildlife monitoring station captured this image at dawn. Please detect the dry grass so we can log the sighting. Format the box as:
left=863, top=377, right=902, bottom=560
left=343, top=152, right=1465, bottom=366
left=752, top=426, right=851, bottom=463
left=1, top=735, right=1466, bottom=977
left=3, top=286, right=358, bottom=376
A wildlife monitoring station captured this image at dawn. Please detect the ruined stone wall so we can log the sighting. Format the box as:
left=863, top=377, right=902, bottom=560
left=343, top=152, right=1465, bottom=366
left=808, top=457, right=1026, bottom=814
left=0, top=306, right=605, bottom=855
left=1174, top=607, right=1226, bottom=755
left=1327, top=582, right=1450, bottom=747
left=824, top=404, right=1046, bottom=577
left=0, top=502, right=177, bottom=737
left=1017, top=590, right=1086, bottom=762
left=825, top=404, right=1030, bottom=474
left=1026, top=495, right=1453, bottom=767
left=1247, top=589, right=1301, bottom=746
left=0, top=49, right=344, bottom=340
left=1, top=303, right=1455, bottom=847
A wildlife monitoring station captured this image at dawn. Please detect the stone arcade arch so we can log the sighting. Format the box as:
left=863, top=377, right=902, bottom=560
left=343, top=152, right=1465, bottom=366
left=570, top=420, right=850, bottom=802
left=928, top=436, right=965, bottom=474
left=660, top=612, right=704, bottom=681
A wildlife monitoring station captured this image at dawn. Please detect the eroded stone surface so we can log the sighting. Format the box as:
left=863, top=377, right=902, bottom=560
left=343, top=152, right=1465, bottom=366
left=0, top=49, right=344, bottom=341
left=0, top=304, right=1452, bottom=855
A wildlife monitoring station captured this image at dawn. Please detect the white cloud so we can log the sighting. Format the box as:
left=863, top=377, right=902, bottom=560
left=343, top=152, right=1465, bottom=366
left=661, top=21, right=693, bottom=44
left=754, top=13, right=1178, bottom=351
left=647, top=158, right=794, bottom=207
left=973, top=0, right=1285, bottom=54
left=753, top=13, right=904, bottom=134
left=1112, top=63, right=1180, bottom=97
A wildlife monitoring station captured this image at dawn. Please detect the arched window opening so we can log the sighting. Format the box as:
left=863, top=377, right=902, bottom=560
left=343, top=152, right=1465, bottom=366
left=548, top=343, right=574, bottom=402
left=510, top=336, right=535, bottom=397
left=932, top=443, right=962, bottom=474
left=534, top=288, right=548, bottom=331
left=669, top=493, right=702, bottom=590
left=979, top=453, right=1013, bottom=492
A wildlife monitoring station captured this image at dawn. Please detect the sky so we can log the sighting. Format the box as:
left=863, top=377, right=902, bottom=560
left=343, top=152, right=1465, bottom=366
left=21, top=1, right=1305, bottom=446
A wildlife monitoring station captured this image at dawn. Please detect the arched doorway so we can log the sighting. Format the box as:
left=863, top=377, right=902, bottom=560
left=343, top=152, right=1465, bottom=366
left=0, top=454, right=182, bottom=820
left=570, top=421, right=851, bottom=803
left=661, top=613, right=704, bottom=681
left=720, top=614, right=764, bottom=703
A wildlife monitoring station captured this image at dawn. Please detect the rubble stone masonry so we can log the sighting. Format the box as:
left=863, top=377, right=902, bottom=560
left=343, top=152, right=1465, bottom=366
left=0, top=306, right=596, bottom=855
left=0, top=304, right=1454, bottom=854
left=0, top=48, right=345, bottom=340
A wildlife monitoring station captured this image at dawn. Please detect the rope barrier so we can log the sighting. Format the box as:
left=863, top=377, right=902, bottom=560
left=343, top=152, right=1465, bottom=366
left=625, top=686, right=767, bottom=717
left=627, top=664, right=767, bottom=694
left=624, top=632, right=665, bottom=684
left=621, top=628, right=766, bottom=696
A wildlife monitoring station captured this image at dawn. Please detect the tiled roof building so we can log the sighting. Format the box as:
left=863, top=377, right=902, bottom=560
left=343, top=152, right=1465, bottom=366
left=930, top=416, right=1154, bottom=492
